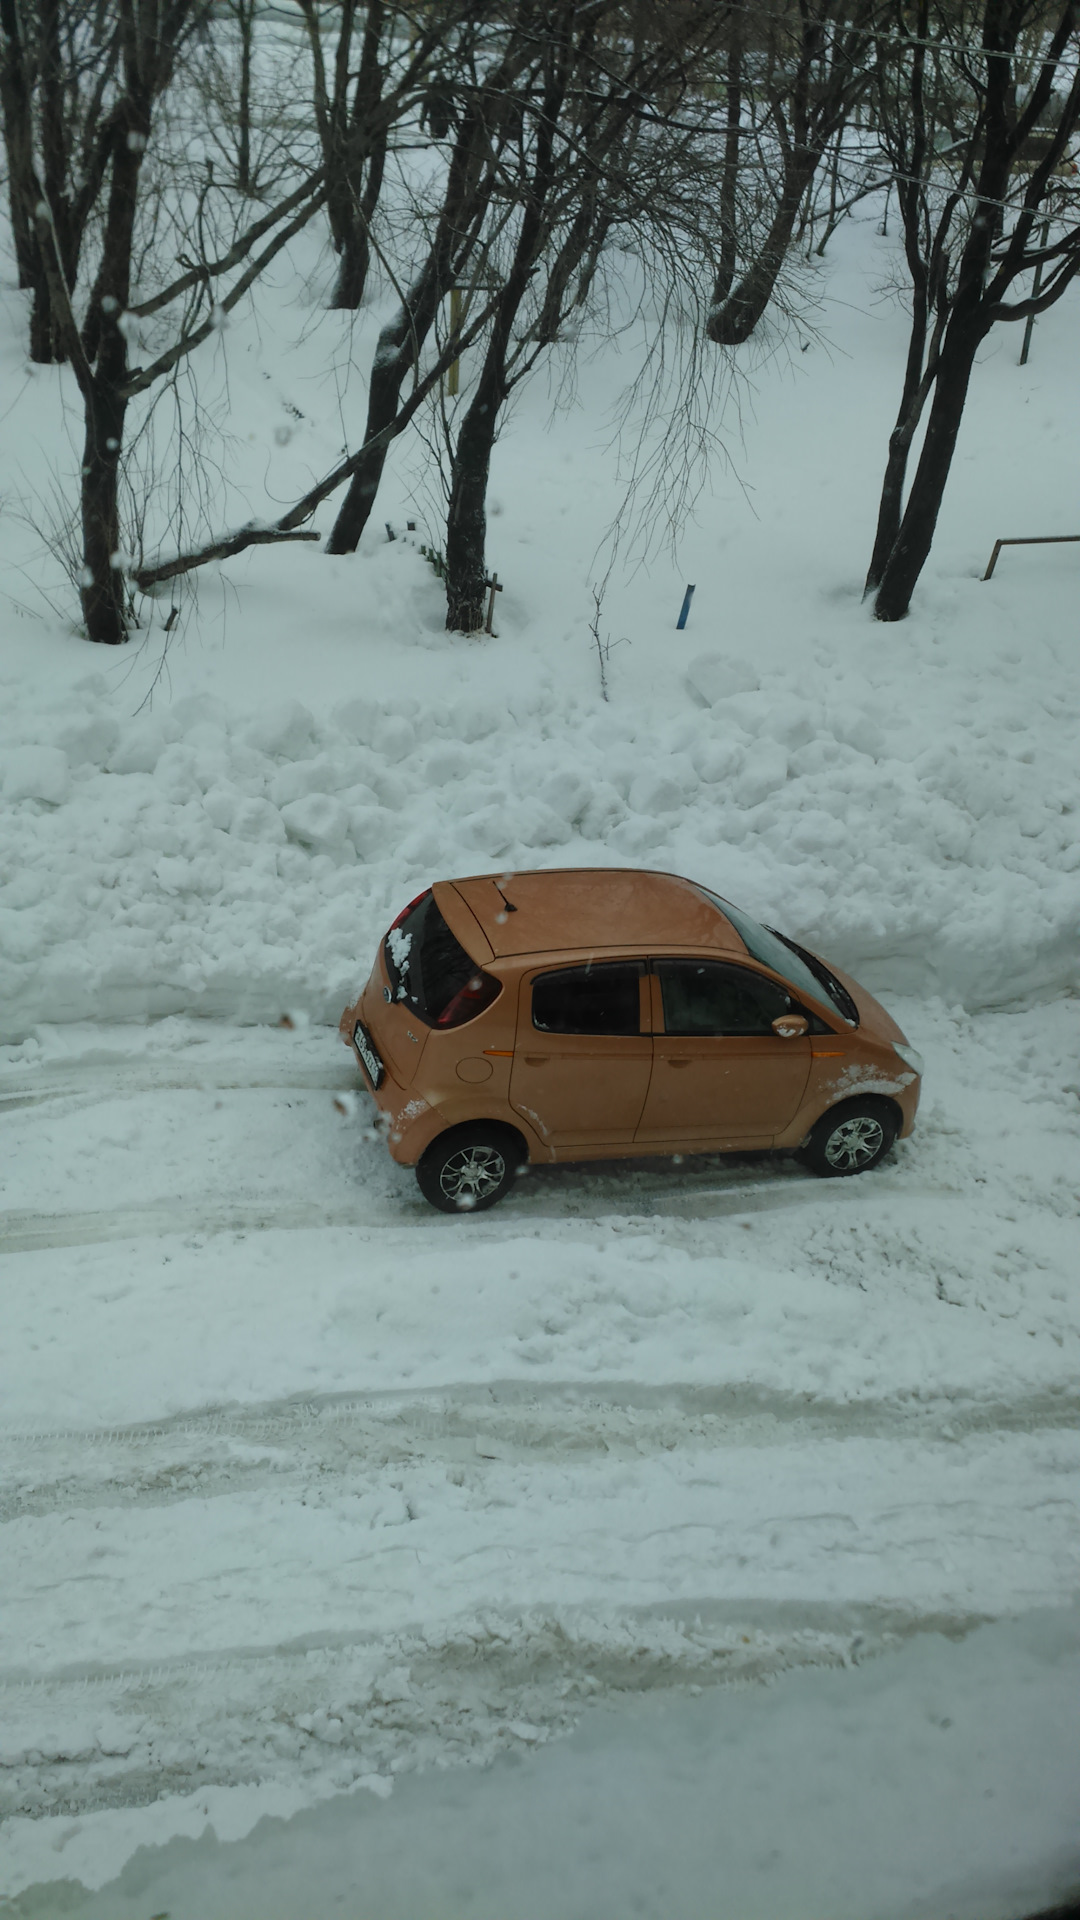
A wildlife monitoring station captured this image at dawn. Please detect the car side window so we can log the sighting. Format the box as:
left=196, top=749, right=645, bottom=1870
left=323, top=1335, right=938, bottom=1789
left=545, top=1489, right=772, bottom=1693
left=532, top=962, right=643, bottom=1035
left=657, top=960, right=792, bottom=1037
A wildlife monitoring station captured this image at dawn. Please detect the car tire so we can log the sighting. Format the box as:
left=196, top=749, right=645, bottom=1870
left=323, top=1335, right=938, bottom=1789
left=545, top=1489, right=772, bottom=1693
left=798, top=1097, right=897, bottom=1178
left=416, top=1124, right=525, bottom=1214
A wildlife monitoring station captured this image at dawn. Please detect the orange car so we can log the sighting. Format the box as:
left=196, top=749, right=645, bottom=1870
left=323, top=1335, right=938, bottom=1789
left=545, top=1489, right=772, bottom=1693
left=339, top=868, right=922, bottom=1213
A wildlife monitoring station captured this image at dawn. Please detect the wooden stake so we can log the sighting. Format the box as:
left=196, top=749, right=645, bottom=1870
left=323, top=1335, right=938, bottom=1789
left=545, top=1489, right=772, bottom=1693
left=484, top=572, right=503, bottom=634
left=1019, top=219, right=1050, bottom=367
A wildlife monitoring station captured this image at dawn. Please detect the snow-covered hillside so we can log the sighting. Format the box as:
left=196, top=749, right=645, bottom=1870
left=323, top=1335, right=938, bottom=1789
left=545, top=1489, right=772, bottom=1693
left=1, top=198, right=1078, bottom=1917
left=2, top=216, right=1079, bottom=1040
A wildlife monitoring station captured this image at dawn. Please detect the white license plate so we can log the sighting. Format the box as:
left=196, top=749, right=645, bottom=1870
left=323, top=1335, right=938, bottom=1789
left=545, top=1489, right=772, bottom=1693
left=353, top=1021, right=384, bottom=1090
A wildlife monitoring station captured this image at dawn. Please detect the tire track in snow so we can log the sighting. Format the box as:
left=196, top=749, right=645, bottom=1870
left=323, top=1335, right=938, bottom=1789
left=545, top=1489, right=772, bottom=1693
left=0, top=1169, right=953, bottom=1254
left=8, top=1428, right=1075, bottom=1687
left=0, top=1064, right=357, bottom=1115
left=1, top=1599, right=990, bottom=1692
left=4, top=1380, right=1079, bottom=1524
left=0, top=1601, right=996, bottom=1824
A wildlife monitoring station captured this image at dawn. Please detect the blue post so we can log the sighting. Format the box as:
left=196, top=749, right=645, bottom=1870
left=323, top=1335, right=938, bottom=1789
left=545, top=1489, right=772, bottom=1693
left=676, top=584, right=696, bottom=630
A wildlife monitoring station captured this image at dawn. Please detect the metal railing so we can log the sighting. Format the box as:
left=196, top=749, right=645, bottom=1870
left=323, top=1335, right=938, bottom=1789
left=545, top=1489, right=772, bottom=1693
left=982, top=534, right=1080, bottom=580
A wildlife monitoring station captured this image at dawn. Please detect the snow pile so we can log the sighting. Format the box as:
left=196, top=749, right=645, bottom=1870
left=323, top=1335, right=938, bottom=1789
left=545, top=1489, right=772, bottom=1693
left=2, top=646, right=1078, bottom=1042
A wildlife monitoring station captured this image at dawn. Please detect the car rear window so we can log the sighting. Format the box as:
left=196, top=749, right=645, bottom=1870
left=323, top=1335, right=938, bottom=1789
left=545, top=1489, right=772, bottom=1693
left=384, top=892, right=483, bottom=1026
left=532, top=962, right=642, bottom=1035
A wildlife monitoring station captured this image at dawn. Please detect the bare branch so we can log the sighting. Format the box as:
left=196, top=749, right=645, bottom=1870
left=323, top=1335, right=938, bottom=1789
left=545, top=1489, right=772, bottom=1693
left=276, top=295, right=504, bottom=531
left=120, top=182, right=327, bottom=398
left=32, top=200, right=94, bottom=394
left=122, top=291, right=506, bottom=594
left=128, top=168, right=325, bottom=318
left=133, top=525, right=320, bottom=590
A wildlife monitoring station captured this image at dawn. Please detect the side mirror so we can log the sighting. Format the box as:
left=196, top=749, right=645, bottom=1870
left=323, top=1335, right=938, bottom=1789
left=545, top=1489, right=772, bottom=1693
left=772, top=1014, right=809, bottom=1039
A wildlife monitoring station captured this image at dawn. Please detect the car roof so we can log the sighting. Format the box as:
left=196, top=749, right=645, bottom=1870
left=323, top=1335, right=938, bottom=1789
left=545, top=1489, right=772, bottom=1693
left=442, top=868, right=747, bottom=961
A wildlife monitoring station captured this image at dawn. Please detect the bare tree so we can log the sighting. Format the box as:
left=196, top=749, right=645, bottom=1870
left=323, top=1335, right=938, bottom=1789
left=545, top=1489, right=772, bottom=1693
left=0, top=0, right=123, bottom=360
left=869, top=0, right=1080, bottom=620
left=862, top=0, right=959, bottom=595
left=231, top=0, right=255, bottom=195
left=189, top=0, right=309, bottom=199
left=705, top=0, right=890, bottom=345
left=438, top=0, right=730, bottom=631
left=323, top=12, right=544, bottom=553
left=29, top=0, right=325, bottom=642
left=0, top=0, right=41, bottom=291
left=131, top=284, right=506, bottom=591
left=123, top=0, right=736, bottom=613
left=296, top=0, right=487, bottom=310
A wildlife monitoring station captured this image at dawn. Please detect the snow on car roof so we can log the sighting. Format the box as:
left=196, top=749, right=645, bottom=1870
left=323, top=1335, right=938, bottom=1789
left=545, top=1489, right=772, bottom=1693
left=445, top=868, right=744, bottom=959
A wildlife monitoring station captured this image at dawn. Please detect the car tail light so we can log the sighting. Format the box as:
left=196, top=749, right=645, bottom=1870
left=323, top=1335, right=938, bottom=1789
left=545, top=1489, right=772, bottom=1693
left=436, top=972, right=502, bottom=1028
left=388, top=888, right=430, bottom=935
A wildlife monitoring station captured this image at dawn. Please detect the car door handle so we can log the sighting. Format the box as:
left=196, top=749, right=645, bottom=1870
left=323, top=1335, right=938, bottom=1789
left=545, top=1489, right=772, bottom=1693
left=666, top=1058, right=691, bottom=1068
left=523, top=1054, right=548, bottom=1066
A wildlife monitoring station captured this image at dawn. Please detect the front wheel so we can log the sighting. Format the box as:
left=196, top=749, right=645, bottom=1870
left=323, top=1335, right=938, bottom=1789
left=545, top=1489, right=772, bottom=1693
left=798, top=1098, right=897, bottom=1178
left=416, top=1124, right=524, bottom=1214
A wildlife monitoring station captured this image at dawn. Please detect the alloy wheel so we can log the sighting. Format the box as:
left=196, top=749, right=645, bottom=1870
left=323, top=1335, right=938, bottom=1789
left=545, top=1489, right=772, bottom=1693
left=438, top=1144, right=508, bottom=1205
left=823, top=1114, right=885, bottom=1171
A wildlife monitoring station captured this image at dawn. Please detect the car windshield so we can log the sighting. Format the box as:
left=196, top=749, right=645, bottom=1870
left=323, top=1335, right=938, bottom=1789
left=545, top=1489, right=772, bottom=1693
left=384, top=891, right=480, bottom=1026
left=695, top=888, right=858, bottom=1025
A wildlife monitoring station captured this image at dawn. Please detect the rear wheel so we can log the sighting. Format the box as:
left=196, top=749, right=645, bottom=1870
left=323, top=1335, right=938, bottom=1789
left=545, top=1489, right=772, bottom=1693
left=416, top=1124, right=525, bottom=1214
left=798, top=1098, right=897, bottom=1178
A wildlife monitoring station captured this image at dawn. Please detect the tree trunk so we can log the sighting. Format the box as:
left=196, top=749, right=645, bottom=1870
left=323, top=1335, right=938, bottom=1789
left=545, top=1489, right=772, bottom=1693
left=864, top=0, right=935, bottom=595
left=25, top=0, right=78, bottom=360
left=442, top=288, right=533, bottom=635
left=444, top=380, right=502, bottom=632
left=330, top=216, right=370, bottom=309
left=79, top=100, right=147, bottom=640
left=812, top=130, right=844, bottom=256
left=707, top=150, right=821, bottom=344
left=0, top=130, right=35, bottom=290
left=329, top=135, right=384, bottom=308
left=713, top=34, right=742, bottom=308
left=872, top=322, right=984, bottom=621
left=326, top=0, right=384, bottom=309
left=864, top=419, right=918, bottom=598
left=27, top=220, right=77, bottom=364
left=80, top=377, right=128, bottom=643
left=0, top=0, right=38, bottom=292
left=28, top=263, right=63, bottom=361
left=236, top=0, right=254, bottom=193
left=442, top=236, right=545, bottom=632
left=326, top=280, right=440, bottom=551
left=864, top=282, right=931, bottom=592
left=327, top=91, right=498, bottom=548
left=324, top=419, right=390, bottom=551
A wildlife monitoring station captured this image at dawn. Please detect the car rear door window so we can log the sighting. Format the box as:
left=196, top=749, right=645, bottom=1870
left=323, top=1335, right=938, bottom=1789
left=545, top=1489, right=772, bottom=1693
left=532, top=963, right=643, bottom=1035
left=657, top=960, right=791, bottom=1036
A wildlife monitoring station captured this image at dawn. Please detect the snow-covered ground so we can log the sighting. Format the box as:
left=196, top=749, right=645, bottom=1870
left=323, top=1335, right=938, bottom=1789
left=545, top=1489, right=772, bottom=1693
left=2, top=1003, right=1078, bottom=1911
left=1, top=192, right=1079, bottom=1914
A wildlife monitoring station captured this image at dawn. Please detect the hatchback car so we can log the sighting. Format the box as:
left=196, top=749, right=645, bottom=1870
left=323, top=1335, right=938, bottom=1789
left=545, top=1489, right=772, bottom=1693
left=339, top=868, right=922, bottom=1212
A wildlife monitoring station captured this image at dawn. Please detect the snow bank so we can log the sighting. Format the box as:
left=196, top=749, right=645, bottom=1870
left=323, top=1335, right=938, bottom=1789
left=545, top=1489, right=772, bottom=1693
left=2, top=654, right=1077, bottom=1041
